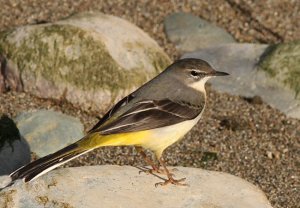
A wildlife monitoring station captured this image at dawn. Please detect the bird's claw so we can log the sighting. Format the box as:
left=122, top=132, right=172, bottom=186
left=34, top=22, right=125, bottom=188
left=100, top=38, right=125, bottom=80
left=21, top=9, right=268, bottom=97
left=155, top=177, right=188, bottom=187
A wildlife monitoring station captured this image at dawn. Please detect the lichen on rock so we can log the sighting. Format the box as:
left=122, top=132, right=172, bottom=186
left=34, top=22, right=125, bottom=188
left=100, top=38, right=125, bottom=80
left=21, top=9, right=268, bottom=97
left=0, top=190, right=16, bottom=208
left=1, top=24, right=147, bottom=92
left=259, top=41, right=300, bottom=98
left=0, top=12, right=171, bottom=111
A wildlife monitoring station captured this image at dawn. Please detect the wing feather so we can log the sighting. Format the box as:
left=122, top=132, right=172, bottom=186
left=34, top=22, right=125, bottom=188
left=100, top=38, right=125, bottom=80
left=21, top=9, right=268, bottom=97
left=88, top=94, right=135, bottom=133
left=97, top=99, right=203, bottom=135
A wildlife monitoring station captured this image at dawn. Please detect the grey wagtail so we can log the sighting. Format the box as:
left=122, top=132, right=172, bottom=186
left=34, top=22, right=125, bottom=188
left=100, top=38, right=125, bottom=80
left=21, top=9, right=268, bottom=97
left=10, top=58, right=228, bottom=186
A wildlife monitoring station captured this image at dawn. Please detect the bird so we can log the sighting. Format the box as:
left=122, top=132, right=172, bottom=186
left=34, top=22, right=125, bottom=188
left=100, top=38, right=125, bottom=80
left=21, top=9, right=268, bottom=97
left=10, top=58, right=229, bottom=186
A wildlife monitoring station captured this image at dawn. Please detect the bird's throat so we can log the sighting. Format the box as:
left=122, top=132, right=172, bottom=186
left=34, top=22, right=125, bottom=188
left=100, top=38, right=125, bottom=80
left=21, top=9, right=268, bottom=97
left=189, top=77, right=211, bottom=93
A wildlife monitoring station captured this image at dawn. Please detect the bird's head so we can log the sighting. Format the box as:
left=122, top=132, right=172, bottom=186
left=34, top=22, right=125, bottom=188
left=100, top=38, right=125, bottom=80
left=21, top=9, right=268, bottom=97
left=167, top=58, right=229, bottom=92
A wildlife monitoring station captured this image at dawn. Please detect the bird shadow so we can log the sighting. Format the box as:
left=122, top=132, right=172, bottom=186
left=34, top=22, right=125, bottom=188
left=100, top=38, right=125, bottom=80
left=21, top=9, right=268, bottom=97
left=134, top=166, right=167, bottom=182
left=0, top=114, right=31, bottom=176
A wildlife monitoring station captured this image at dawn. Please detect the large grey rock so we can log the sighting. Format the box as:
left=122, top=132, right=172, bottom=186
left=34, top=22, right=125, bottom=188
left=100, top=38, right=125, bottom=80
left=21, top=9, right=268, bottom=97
left=0, top=12, right=171, bottom=111
left=0, top=165, right=273, bottom=208
left=182, top=43, right=300, bottom=119
left=15, top=110, right=84, bottom=157
left=164, top=12, right=235, bottom=52
left=0, top=115, right=30, bottom=175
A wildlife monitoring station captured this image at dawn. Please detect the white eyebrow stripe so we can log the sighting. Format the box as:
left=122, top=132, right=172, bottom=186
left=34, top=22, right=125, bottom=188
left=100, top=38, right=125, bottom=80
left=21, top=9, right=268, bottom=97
left=188, top=69, right=205, bottom=73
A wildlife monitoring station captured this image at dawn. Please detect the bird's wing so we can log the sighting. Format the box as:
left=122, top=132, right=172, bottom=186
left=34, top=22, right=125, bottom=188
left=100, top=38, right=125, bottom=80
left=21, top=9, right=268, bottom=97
left=88, top=94, right=135, bottom=133
left=94, top=99, right=203, bottom=135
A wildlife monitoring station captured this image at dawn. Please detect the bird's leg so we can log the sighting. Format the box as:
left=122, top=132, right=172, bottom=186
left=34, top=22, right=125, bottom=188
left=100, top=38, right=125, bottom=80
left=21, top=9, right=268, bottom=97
left=135, top=147, right=175, bottom=176
left=135, top=147, right=161, bottom=174
left=155, top=158, right=187, bottom=187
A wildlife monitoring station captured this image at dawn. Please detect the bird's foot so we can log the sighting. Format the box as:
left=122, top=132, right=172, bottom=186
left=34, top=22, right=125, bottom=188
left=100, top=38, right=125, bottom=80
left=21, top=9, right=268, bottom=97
left=139, top=166, right=175, bottom=176
left=138, top=166, right=159, bottom=175
left=155, top=176, right=188, bottom=187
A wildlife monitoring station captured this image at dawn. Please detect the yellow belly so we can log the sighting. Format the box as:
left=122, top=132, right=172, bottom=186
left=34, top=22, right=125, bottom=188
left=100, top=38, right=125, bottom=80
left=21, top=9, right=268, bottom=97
left=78, top=114, right=202, bottom=159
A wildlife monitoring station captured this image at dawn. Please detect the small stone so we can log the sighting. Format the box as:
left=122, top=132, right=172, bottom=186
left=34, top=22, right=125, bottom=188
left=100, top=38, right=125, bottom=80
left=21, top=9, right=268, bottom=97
left=0, top=165, right=273, bottom=208
left=273, top=151, right=280, bottom=160
left=267, top=151, right=273, bottom=159
left=164, top=12, right=235, bottom=52
left=15, top=110, right=84, bottom=157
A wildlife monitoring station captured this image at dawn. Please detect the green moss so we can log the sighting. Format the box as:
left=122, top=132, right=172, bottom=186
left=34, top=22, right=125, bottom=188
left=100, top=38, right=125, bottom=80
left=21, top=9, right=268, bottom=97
left=124, top=41, right=171, bottom=75
left=0, top=30, right=12, bottom=55
left=0, top=24, right=170, bottom=100
left=148, top=47, right=171, bottom=74
left=259, top=41, right=300, bottom=98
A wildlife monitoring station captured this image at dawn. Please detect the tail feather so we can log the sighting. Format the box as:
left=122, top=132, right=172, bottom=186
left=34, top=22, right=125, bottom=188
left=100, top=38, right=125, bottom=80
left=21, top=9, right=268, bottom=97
left=9, top=132, right=133, bottom=183
left=10, top=142, right=90, bottom=182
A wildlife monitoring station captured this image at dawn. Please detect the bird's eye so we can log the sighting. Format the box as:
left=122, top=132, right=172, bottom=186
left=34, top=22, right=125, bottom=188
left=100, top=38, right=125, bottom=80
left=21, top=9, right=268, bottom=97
left=190, top=70, right=200, bottom=77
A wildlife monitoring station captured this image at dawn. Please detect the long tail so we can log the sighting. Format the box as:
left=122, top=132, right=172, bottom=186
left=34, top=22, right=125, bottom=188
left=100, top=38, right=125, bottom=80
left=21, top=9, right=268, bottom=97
left=9, top=130, right=146, bottom=183
left=10, top=134, right=97, bottom=183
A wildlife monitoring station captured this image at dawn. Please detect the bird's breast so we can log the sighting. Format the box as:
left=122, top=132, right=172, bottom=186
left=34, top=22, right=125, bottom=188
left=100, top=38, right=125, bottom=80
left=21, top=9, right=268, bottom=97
left=141, top=110, right=204, bottom=156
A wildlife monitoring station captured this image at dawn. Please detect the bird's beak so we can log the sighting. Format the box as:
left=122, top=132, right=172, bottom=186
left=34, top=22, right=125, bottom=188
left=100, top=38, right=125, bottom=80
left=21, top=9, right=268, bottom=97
left=212, top=71, right=229, bottom=76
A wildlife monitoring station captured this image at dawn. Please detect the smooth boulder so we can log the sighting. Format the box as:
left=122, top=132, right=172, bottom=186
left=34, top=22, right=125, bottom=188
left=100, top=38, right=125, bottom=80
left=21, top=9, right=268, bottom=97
left=164, top=12, right=235, bottom=52
left=15, top=110, right=84, bottom=157
left=0, top=165, right=273, bottom=208
left=0, top=12, right=171, bottom=111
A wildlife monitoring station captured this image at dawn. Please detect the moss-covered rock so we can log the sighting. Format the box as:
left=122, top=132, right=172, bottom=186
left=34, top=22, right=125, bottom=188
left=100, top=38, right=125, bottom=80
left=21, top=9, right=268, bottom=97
left=0, top=12, right=171, bottom=111
left=258, top=41, right=300, bottom=99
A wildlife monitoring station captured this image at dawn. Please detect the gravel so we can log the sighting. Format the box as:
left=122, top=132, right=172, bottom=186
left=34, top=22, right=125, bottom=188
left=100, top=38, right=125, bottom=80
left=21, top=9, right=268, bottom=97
left=0, top=1, right=299, bottom=208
